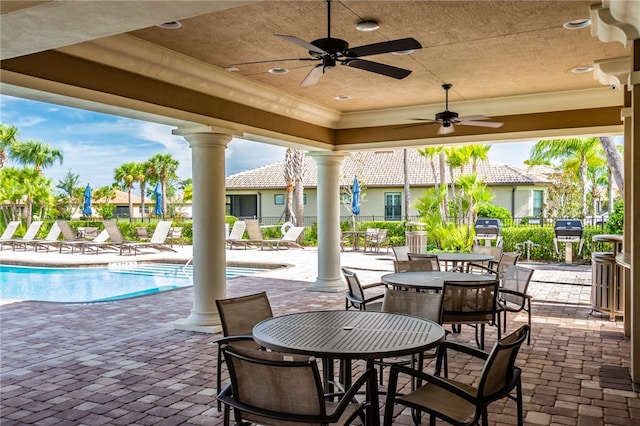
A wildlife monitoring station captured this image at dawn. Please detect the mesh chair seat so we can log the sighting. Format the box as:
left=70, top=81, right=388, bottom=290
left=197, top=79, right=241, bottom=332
left=497, top=265, right=535, bottom=344
left=342, top=268, right=384, bottom=311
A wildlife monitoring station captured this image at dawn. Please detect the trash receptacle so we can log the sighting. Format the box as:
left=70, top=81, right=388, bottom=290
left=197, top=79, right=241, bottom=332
left=405, top=222, right=427, bottom=254
left=591, top=251, right=618, bottom=319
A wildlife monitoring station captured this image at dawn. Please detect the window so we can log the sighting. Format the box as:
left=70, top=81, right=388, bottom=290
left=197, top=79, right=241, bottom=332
left=274, top=194, right=284, bottom=205
left=533, top=190, right=543, bottom=216
left=384, top=192, right=402, bottom=221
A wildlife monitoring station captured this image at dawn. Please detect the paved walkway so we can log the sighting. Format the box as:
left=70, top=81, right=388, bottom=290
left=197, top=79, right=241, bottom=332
left=1, top=246, right=636, bottom=425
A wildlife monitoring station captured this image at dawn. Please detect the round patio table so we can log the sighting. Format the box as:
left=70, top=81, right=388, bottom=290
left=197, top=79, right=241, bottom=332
left=381, top=270, right=493, bottom=291
left=433, top=252, right=494, bottom=270
left=253, top=310, right=445, bottom=426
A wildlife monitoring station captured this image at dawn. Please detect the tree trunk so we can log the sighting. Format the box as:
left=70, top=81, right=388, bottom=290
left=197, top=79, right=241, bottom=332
left=140, top=182, right=146, bottom=222
left=128, top=188, right=134, bottom=223
left=294, top=180, right=304, bottom=226
left=599, top=136, right=624, bottom=193
left=161, top=181, right=167, bottom=220
left=439, top=151, right=448, bottom=220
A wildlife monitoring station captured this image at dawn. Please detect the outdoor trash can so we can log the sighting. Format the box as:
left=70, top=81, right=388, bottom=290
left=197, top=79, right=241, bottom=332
left=405, top=222, right=427, bottom=254
left=591, top=251, right=622, bottom=320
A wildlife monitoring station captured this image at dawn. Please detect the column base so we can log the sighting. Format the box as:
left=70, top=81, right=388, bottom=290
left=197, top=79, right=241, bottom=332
left=307, top=278, right=347, bottom=293
left=171, top=318, right=222, bottom=333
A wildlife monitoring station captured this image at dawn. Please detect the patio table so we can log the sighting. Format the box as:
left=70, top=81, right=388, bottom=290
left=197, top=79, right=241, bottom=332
left=253, top=310, right=445, bottom=426
left=342, top=230, right=367, bottom=251
left=381, top=270, right=493, bottom=291
left=432, top=252, right=494, bottom=270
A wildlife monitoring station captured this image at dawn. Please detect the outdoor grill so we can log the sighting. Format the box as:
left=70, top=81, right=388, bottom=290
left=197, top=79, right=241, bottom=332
left=474, top=218, right=502, bottom=246
left=553, top=219, right=584, bottom=263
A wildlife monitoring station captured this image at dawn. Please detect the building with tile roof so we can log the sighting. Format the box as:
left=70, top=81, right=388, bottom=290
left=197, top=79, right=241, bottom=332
left=225, top=150, right=555, bottom=221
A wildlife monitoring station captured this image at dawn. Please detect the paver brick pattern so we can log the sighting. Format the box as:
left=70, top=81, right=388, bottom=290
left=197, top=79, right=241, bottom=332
left=1, top=256, right=637, bottom=425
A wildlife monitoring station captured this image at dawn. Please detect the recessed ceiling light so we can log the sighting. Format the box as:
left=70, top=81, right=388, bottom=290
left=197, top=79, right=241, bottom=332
left=335, top=95, right=351, bottom=100
left=356, top=20, right=379, bottom=32
left=563, top=19, right=591, bottom=29
left=268, top=67, right=289, bottom=74
left=571, top=66, right=594, bottom=74
left=391, top=50, right=415, bottom=56
left=225, top=66, right=239, bottom=72
left=157, top=21, right=182, bottom=29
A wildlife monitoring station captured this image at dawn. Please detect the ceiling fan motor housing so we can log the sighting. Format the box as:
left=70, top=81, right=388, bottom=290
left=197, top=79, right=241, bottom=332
left=436, top=110, right=459, bottom=126
left=310, top=37, right=349, bottom=55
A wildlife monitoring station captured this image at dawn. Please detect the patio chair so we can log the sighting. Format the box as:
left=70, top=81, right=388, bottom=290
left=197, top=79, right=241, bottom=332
left=0, top=221, right=20, bottom=242
left=104, top=220, right=176, bottom=255
left=1, top=221, right=43, bottom=250
left=392, top=245, right=410, bottom=261
left=78, top=228, right=113, bottom=254
left=489, top=251, right=521, bottom=279
left=407, top=253, right=441, bottom=271
left=342, top=267, right=384, bottom=311
left=135, top=227, right=149, bottom=241
left=168, top=227, right=184, bottom=247
left=259, top=226, right=305, bottom=250
left=442, top=279, right=500, bottom=350
left=244, top=219, right=264, bottom=246
left=393, top=259, right=436, bottom=272
left=214, top=291, right=274, bottom=411
left=472, top=244, right=503, bottom=268
left=52, top=220, right=87, bottom=253
left=497, top=265, right=535, bottom=344
left=226, top=221, right=248, bottom=250
left=218, top=344, right=375, bottom=426
left=383, top=325, right=529, bottom=426
left=376, top=287, right=445, bottom=385
left=364, top=228, right=389, bottom=253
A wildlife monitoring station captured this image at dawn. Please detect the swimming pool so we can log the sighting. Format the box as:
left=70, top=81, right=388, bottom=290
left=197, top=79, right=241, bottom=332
left=0, top=263, right=267, bottom=303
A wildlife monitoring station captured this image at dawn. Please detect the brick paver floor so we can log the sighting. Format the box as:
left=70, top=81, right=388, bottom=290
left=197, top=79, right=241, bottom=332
left=1, top=248, right=637, bottom=425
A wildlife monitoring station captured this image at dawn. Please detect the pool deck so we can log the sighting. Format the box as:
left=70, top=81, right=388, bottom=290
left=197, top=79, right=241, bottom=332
left=1, top=246, right=637, bottom=425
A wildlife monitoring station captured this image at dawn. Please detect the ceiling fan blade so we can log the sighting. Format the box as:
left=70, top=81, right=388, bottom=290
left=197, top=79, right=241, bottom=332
left=276, top=34, right=327, bottom=55
left=438, top=125, right=455, bottom=135
left=300, top=65, right=324, bottom=87
left=456, top=115, right=490, bottom=122
left=345, top=37, right=422, bottom=57
left=343, top=59, right=411, bottom=79
left=409, top=118, right=438, bottom=123
left=228, top=57, right=316, bottom=67
left=457, top=120, right=504, bottom=128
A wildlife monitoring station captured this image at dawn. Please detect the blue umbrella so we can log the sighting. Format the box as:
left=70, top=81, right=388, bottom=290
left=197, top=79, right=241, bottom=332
left=153, top=182, right=163, bottom=216
left=82, top=184, right=92, bottom=217
left=351, top=177, right=361, bottom=216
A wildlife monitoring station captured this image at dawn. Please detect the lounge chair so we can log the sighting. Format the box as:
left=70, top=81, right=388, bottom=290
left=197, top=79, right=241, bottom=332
left=259, top=226, right=305, bottom=250
left=225, top=220, right=248, bottom=250
left=103, top=220, right=176, bottom=255
left=244, top=219, right=264, bottom=246
left=1, top=221, right=43, bottom=250
left=78, top=228, right=114, bottom=255
left=52, top=220, right=86, bottom=253
left=0, top=221, right=21, bottom=242
left=30, top=222, right=63, bottom=252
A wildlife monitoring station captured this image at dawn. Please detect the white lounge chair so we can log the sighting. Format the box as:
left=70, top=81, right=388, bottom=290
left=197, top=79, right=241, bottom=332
left=104, top=220, right=176, bottom=255
left=226, top=221, right=248, bottom=250
left=0, top=221, right=20, bottom=242
left=1, top=221, right=43, bottom=250
left=30, top=222, right=63, bottom=252
left=260, top=226, right=305, bottom=250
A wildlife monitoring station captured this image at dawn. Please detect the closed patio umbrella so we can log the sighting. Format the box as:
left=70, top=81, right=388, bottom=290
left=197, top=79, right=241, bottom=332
left=82, top=184, right=92, bottom=217
left=153, top=182, right=163, bottom=217
left=352, top=177, right=361, bottom=216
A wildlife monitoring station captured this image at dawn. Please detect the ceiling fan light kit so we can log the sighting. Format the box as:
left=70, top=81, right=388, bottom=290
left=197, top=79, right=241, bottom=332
left=356, top=20, right=380, bottom=32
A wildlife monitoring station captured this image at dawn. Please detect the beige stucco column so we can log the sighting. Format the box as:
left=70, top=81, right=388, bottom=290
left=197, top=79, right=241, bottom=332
left=172, top=128, right=232, bottom=332
left=307, top=152, right=348, bottom=292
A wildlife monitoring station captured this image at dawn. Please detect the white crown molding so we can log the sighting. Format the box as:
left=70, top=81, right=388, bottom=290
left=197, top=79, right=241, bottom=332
left=593, top=56, right=631, bottom=88
left=590, top=1, right=640, bottom=47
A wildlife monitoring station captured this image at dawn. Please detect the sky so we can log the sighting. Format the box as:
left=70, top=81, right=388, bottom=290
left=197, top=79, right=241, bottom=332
left=0, top=94, right=617, bottom=190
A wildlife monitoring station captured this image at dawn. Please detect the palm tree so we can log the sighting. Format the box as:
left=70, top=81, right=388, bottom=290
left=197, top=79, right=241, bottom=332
left=418, top=146, right=446, bottom=220
left=284, top=148, right=295, bottom=223
left=0, top=124, right=18, bottom=169
left=147, top=153, right=179, bottom=219
left=445, top=146, right=471, bottom=225
left=402, top=149, right=410, bottom=221
left=18, top=167, right=52, bottom=226
left=134, top=161, right=149, bottom=221
left=598, top=136, right=624, bottom=212
left=114, top=162, right=138, bottom=223
left=9, top=139, right=63, bottom=173
left=291, top=149, right=305, bottom=226
left=469, top=145, right=491, bottom=174
left=528, top=137, right=603, bottom=216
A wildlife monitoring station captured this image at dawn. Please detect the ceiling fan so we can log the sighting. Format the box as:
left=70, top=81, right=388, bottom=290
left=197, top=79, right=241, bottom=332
left=231, top=0, right=422, bottom=87
left=410, top=84, right=504, bottom=134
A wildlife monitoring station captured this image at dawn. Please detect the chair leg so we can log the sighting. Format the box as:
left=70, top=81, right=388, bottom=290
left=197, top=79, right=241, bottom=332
left=217, top=347, right=224, bottom=411
left=526, top=298, right=532, bottom=345
left=517, top=379, right=524, bottom=426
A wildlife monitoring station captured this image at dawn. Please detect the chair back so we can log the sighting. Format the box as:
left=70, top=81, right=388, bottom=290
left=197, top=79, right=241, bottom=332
left=496, top=251, right=520, bottom=275
left=215, top=292, right=273, bottom=337
left=150, top=221, right=173, bottom=244
left=392, top=246, right=410, bottom=261
left=282, top=226, right=305, bottom=242
left=407, top=253, right=441, bottom=271
left=21, top=221, right=43, bottom=240
left=364, top=228, right=379, bottom=243
left=245, top=219, right=263, bottom=241
left=500, top=265, right=534, bottom=306
left=342, top=268, right=366, bottom=309
left=135, top=227, right=148, bottom=241
left=103, top=221, right=125, bottom=243
left=442, top=279, right=499, bottom=324
left=94, top=229, right=109, bottom=243
left=477, top=325, right=529, bottom=399
left=43, top=222, right=61, bottom=241
left=227, top=221, right=246, bottom=240
left=1, top=221, right=20, bottom=240
left=56, top=220, right=78, bottom=241
left=382, top=288, right=444, bottom=324
left=222, top=345, right=326, bottom=423
left=393, top=259, right=435, bottom=272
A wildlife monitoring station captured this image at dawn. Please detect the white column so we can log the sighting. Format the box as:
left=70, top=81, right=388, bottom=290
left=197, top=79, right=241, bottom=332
left=307, top=152, right=348, bottom=292
left=172, top=128, right=231, bottom=332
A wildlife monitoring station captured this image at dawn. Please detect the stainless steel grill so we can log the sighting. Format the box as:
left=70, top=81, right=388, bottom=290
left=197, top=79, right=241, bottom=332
left=474, top=218, right=502, bottom=246
left=553, top=219, right=584, bottom=262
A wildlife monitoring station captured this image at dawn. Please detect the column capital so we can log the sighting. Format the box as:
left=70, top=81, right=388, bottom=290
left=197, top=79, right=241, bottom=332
left=173, top=126, right=234, bottom=148
left=307, top=151, right=349, bottom=166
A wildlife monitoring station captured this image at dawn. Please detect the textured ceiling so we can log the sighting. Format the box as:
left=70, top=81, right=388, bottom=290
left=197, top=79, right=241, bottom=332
left=129, top=0, right=629, bottom=112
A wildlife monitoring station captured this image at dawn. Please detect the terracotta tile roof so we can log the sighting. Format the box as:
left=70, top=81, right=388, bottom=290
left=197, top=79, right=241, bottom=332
left=226, top=149, right=554, bottom=189
left=95, top=189, right=153, bottom=205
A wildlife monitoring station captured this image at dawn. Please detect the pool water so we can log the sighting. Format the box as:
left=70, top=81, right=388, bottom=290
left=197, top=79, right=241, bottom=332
left=0, top=263, right=266, bottom=303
